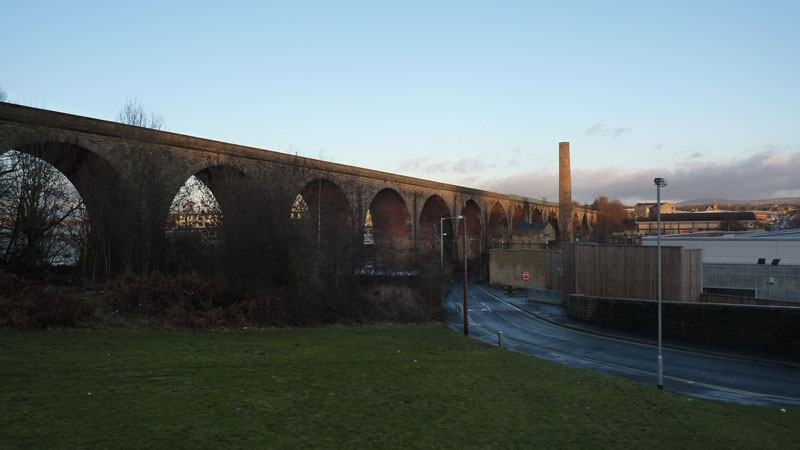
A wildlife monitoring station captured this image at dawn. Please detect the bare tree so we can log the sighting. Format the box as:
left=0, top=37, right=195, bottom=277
left=0, top=85, right=7, bottom=102
left=115, top=99, right=169, bottom=274
left=590, top=196, right=633, bottom=243
left=0, top=149, right=86, bottom=271
left=117, top=98, right=164, bottom=130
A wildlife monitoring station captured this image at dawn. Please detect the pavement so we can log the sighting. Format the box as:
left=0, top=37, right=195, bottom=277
left=443, top=282, right=800, bottom=407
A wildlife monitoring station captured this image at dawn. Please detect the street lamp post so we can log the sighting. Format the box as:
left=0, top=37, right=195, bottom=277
left=478, top=237, right=482, bottom=283
left=654, top=177, right=668, bottom=390
left=463, top=213, right=469, bottom=336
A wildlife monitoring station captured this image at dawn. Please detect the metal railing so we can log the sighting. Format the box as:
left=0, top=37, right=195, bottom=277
left=525, top=287, right=563, bottom=303
left=488, top=241, right=560, bottom=251
left=703, top=263, right=800, bottom=303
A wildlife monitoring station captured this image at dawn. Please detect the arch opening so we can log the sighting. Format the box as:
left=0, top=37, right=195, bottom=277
left=512, top=206, right=525, bottom=229
left=531, top=208, right=544, bottom=223
left=457, top=200, right=482, bottom=262
left=488, top=202, right=508, bottom=247
left=165, top=174, right=223, bottom=273
left=573, top=213, right=581, bottom=240
left=418, top=195, right=454, bottom=269
left=0, top=149, right=87, bottom=270
left=296, top=179, right=354, bottom=282
left=190, top=165, right=247, bottom=213
left=0, top=140, right=128, bottom=275
left=165, top=164, right=263, bottom=276
left=365, top=188, right=411, bottom=269
left=548, top=216, right=559, bottom=239
left=168, top=175, right=222, bottom=228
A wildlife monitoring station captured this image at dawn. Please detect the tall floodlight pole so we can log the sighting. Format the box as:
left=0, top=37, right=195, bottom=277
left=654, top=177, right=668, bottom=389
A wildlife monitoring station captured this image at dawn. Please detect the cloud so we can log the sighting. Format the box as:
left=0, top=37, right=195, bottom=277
left=452, top=157, right=488, bottom=173
left=688, top=151, right=704, bottom=159
left=456, top=175, right=480, bottom=186
left=584, top=123, right=631, bottom=138
left=396, top=156, right=494, bottom=175
left=478, top=150, right=800, bottom=204
left=397, top=158, right=427, bottom=171
left=503, top=146, right=524, bottom=167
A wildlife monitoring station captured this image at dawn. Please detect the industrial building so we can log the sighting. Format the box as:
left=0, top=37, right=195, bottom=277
left=636, top=211, right=758, bottom=235
left=642, top=230, right=800, bottom=301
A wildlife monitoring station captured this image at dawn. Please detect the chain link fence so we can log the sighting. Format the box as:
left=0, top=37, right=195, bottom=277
left=703, top=263, right=800, bottom=303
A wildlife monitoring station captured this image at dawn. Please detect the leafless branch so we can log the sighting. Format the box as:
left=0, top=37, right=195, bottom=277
left=116, top=98, right=164, bottom=130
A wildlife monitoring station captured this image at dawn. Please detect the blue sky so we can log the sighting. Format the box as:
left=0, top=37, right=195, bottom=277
left=3, top=1, right=799, bottom=203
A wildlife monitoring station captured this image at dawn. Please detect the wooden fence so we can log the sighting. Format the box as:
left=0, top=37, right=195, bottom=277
left=560, top=244, right=701, bottom=303
left=545, top=249, right=562, bottom=290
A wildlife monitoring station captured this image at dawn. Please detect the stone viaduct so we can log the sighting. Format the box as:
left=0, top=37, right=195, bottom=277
left=0, top=102, right=596, bottom=271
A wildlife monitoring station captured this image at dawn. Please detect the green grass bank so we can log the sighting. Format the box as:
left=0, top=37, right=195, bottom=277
left=1, top=324, right=797, bottom=449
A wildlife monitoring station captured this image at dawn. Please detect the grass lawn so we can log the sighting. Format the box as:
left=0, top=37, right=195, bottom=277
left=1, top=323, right=797, bottom=449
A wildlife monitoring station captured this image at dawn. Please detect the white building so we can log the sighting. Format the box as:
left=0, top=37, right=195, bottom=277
left=642, top=229, right=800, bottom=265
left=643, top=230, right=800, bottom=301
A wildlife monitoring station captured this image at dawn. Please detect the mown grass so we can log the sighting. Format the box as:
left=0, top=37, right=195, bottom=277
left=1, top=324, right=797, bottom=449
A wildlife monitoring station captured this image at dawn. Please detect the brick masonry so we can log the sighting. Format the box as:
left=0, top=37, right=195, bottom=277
left=558, top=142, right=573, bottom=242
left=488, top=248, right=548, bottom=288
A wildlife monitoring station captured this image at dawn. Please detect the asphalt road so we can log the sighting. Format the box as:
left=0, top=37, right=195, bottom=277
left=443, top=282, right=800, bottom=407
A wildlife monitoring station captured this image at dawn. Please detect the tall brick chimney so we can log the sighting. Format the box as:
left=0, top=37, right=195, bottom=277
left=558, top=142, right=574, bottom=242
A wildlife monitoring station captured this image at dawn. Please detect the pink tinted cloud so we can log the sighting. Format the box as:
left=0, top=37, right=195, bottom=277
left=479, top=151, right=800, bottom=204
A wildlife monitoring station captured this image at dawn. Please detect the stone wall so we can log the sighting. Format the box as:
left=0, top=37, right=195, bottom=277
left=567, top=294, right=800, bottom=353
left=698, top=293, right=799, bottom=307
left=489, top=249, right=548, bottom=288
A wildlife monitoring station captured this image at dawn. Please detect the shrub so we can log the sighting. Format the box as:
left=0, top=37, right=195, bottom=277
left=1, top=257, right=444, bottom=329
left=0, top=273, right=90, bottom=328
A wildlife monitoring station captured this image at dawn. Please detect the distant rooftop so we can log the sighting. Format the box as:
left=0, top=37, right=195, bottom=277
left=638, top=211, right=756, bottom=222
left=644, top=229, right=800, bottom=241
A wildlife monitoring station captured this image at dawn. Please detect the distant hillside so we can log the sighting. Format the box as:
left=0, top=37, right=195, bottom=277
left=677, top=197, right=800, bottom=207
left=676, top=198, right=736, bottom=207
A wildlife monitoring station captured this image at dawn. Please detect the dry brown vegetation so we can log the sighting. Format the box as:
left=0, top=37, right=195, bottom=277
left=0, top=269, right=443, bottom=329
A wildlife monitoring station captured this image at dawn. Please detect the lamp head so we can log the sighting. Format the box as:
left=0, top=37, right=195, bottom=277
left=654, top=177, right=668, bottom=188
